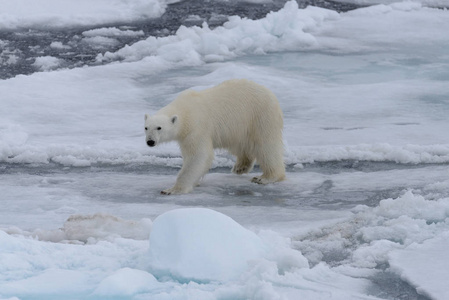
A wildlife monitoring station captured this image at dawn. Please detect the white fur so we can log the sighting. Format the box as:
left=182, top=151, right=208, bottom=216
left=145, top=79, right=286, bottom=195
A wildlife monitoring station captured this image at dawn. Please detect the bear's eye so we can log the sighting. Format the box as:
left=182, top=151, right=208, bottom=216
left=157, top=127, right=162, bottom=130
left=145, top=127, right=148, bottom=131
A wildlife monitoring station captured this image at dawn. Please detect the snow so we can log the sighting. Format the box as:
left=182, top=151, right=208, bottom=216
left=332, top=0, right=448, bottom=8
left=0, top=0, right=167, bottom=30
left=0, top=229, right=150, bottom=298
left=2, top=1, right=448, bottom=167
left=1, top=0, right=449, bottom=299
left=82, top=27, right=145, bottom=37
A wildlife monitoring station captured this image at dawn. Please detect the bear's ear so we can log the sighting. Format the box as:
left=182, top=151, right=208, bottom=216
left=145, top=114, right=149, bottom=121
left=171, top=115, right=178, bottom=124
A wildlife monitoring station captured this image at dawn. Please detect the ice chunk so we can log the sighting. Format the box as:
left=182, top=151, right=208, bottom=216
left=362, top=191, right=449, bottom=223
left=82, top=36, right=120, bottom=49
left=390, top=231, right=449, bottom=300
left=93, top=268, right=159, bottom=296
left=32, top=56, right=63, bottom=71
left=82, top=27, right=145, bottom=37
left=149, top=208, right=267, bottom=282
left=49, top=41, right=71, bottom=50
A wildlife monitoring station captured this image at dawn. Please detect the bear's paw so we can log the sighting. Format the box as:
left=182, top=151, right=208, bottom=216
left=251, top=176, right=275, bottom=185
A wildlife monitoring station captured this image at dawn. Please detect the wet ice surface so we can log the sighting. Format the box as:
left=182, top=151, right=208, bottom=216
left=0, top=161, right=415, bottom=208
left=1, top=1, right=449, bottom=299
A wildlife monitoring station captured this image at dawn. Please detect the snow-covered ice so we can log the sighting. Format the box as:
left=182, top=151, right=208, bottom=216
left=32, top=56, right=64, bottom=71
left=390, top=231, right=449, bottom=300
left=82, top=27, right=145, bottom=38
left=97, top=2, right=341, bottom=63
left=0, top=0, right=167, bottom=30
left=331, top=0, right=447, bottom=8
left=1, top=1, right=449, bottom=299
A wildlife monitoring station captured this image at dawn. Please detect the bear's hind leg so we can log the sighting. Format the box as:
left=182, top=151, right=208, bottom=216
left=252, top=142, right=285, bottom=184
left=232, top=154, right=255, bottom=175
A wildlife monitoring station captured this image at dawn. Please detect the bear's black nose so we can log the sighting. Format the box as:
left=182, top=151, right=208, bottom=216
left=147, top=140, right=155, bottom=147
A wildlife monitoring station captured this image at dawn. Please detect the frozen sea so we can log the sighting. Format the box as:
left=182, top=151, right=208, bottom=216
left=1, top=0, right=449, bottom=299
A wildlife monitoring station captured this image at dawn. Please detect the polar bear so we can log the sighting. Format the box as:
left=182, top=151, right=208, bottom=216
left=144, top=79, right=285, bottom=195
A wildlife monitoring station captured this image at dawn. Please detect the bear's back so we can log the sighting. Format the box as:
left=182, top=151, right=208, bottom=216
left=194, top=79, right=282, bottom=148
left=198, top=79, right=281, bottom=119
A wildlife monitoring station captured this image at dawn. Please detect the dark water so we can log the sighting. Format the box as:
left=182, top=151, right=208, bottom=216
left=0, top=0, right=360, bottom=79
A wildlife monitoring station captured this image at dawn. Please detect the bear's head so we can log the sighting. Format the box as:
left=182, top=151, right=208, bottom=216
left=144, top=114, right=178, bottom=147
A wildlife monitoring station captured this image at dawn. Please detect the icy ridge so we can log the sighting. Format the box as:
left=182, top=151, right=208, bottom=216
left=2, top=142, right=449, bottom=167
left=97, top=2, right=340, bottom=64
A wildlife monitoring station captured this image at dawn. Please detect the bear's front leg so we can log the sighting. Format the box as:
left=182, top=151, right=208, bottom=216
left=161, top=187, right=190, bottom=195
left=161, top=144, right=214, bottom=195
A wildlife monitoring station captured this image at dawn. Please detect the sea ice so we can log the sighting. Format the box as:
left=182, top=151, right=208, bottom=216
left=390, top=231, right=449, bottom=300
left=32, top=56, right=64, bottom=71
left=1, top=0, right=449, bottom=299
left=332, top=0, right=447, bottom=7
left=93, top=268, right=159, bottom=297
left=0, top=0, right=166, bottom=30
left=82, top=27, right=145, bottom=38
left=82, top=36, right=120, bottom=50
left=97, top=2, right=340, bottom=63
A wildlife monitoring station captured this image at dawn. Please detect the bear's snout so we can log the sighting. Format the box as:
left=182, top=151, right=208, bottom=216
left=147, top=140, right=156, bottom=147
